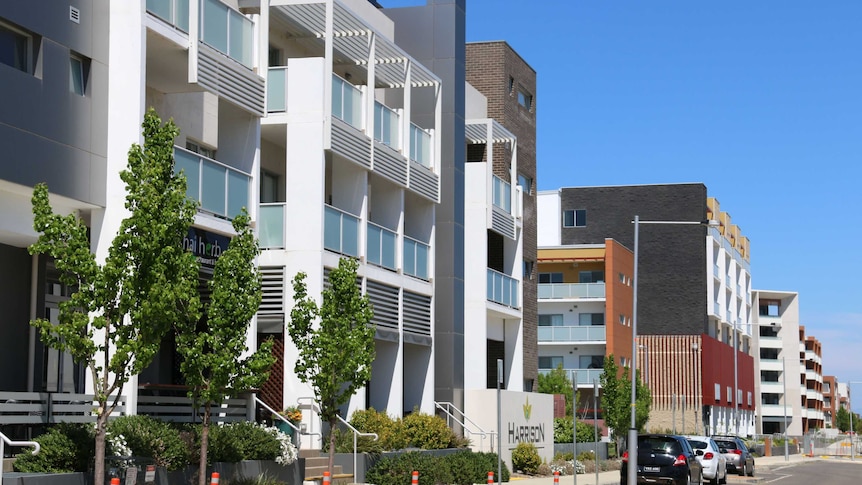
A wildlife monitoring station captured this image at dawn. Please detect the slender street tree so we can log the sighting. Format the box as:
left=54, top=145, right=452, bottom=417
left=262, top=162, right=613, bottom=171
left=175, top=209, right=276, bottom=485
left=29, top=109, right=200, bottom=483
left=599, top=354, right=651, bottom=454
left=537, top=363, right=576, bottom=417
left=288, top=257, right=375, bottom=476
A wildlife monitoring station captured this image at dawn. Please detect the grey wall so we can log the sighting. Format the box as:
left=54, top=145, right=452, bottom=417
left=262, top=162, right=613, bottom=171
left=382, top=0, right=467, bottom=408
left=559, top=184, right=709, bottom=335
left=0, top=0, right=109, bottom=206
left=0, top=243, right=33, bottom=390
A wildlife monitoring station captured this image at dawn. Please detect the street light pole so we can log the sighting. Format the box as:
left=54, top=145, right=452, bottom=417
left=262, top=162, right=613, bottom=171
left=782, top=358, right=788, bottom=461
left=848, top=382, right=862, bottom=461
left=627, top=217, right=716, bottom=485
left=627, top=215, right=640, bottom=485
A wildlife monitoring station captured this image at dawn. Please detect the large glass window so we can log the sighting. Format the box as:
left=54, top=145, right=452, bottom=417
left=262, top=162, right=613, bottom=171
left=538, top=356, right=563, bottom=369
left=538, top=272, right=563, bottom=284
left=69, top=54, right=86, bottom=95
left=0, top=22, right=31, bottom=72
left=579, top=355, right=604, bottom=369
left=579, top=313, right=604, bottom=326
left=579, top=270, right=604, bottom=283
left=759, top=300, right=780, bottom=316
left=539, top=314, right=564, bottom=327
left=563, top=209, right=586, bottom=227
left=517, top=173, right=532, bottom=195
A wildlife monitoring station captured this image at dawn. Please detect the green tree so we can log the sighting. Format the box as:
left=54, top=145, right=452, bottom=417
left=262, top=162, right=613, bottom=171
left=537, top=364, right=575, bottom=416
left=599, top=354, right=651, bottom=453
left=837, top=407, right=850, bottom=432
left=288, top=257, right=375, bottom=475
left=175, top=210, right=276, bottom=485
left=28, top=109, right=200, bottom=483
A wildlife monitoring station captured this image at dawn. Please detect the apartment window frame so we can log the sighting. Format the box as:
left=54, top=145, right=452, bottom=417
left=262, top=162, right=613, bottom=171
left=578, top=270, right=604, bottom=283
left=579, top=313, right=604, bottom=326
left=517, top=86, right=533, bottom=111
left=517, top=173, right=533, bottom=195
left=0, top=20, right=33, bottom=73
left=69, top=53, right=88, bottom=96
left=538, top=356, right=563, bottom=370
left=186, top=140, right=216, bottom=159
left=538, top=314, right=564, bottom=327
left=563, top=209, right=586, bottom=228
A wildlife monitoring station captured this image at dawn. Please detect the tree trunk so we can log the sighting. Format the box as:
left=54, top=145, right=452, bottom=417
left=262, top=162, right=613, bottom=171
left=198, top=404, right=212, bottom=485
left=328, top=417, right=337, bottom=478
left=94, top=410, right=108, bottom=485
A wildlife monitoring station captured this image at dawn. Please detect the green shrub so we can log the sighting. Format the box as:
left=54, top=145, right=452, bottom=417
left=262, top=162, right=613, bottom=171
left=13, top=424, right=94, bottom=473
left=471, top=452, right=509, bottom=482
left=366, top=452, right=452, bottom=485
left=511, top=442, right=541, bottom=474
left=208, top=422, right=282, bottom=464
left=553, top=418, right=595, bottom=443
left=402, top=411, right=453, bottom=449
left=576, top=450, right=595, bottom=462
left=349, top=408, right=407, bottom=451
left=107, top=415, right=190, bottom=470
left=554, top=451, right=574, bottom=461
left=443, top=450, right=481, bottom=485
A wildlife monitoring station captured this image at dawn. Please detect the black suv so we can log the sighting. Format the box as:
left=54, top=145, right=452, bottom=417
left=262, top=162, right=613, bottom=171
left=711, top=435, right=755, bottom=477
left=621, top=434, right=703, bottom=485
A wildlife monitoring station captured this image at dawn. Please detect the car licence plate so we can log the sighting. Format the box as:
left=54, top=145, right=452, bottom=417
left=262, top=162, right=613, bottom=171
left=643, top=466, right=661, bottom=472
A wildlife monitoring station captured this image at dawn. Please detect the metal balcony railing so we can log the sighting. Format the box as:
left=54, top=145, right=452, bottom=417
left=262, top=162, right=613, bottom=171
left=332, top=74, right=363, bottom=130
left=538, top=325, right=606, bottom=342
left=410, top=123, right=432, bottom=167
left=323, top=205, right=359, bottom=257
left=267, top=66, right=287, bottom=112
left=403, top=236, right=430, bottom=280
left=487, top=268, right=519, bottom=308
left=367, top=222, right=397, bottom=271
left=374, top=101, right=400, bottom=148
left=174, top=146, right=250, bottom=220
left=538, top=282, right=605, bottom=299
left=259, top=203, right=285, bottom=249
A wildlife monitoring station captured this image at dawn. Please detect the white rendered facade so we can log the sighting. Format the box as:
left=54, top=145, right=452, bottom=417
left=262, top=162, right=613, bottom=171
left=752, top=290, right=804, bottom=437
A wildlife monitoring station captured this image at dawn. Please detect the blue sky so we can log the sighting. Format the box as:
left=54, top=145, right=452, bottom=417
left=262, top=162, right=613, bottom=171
left=387, top=1, right=862, bottom=407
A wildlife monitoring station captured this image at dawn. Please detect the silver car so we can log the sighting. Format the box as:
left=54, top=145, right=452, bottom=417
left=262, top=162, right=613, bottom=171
left=711, top=435, right=755, bottom=477
left=687, top=436, right=727, bottom=485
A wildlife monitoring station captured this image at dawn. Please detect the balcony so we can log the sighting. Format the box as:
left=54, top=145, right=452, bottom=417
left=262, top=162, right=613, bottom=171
left=174, top=146, right=250, bottom=220
left=374, top=102, right=400, bottom=149
left=713, top=264, right=720, bottom=279
left=538, top=368, right=604, bottom=386
left=487, top=268, right=519, bottom=308
left=367, top=222, right=397, bottom=271
left=332, top=74, right=363, bottom=130
left=538, top=282, right=605, bottom=299
left=200, top=0, right=253, bottom=69
left=258, top=203, right=285, bottom=249
left=410, top=123, right=432, bottom=168
left=403, top=236, right=429, bottom=280
left=492, top=175, right=511, bottom=212
left=267, top=66, right=287, bottom=112
left=538, top=325, right=606, bottom=343
left=323, top=205, right=359, bottom=257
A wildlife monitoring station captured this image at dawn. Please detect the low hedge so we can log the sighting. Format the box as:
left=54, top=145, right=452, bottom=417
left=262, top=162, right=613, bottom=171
left=366, top=450, right=509, bottom=485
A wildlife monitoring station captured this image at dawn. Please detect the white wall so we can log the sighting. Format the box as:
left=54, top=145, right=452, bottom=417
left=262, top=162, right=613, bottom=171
left=537, top=190, right=561, bottom=247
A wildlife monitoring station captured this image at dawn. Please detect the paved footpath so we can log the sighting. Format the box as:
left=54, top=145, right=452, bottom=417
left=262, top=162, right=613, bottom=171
left=507, top=453, right=814, bottom=485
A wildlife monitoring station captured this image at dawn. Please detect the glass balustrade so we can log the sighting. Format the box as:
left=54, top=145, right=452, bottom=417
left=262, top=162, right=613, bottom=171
left=537, top=368, right=604, bottom=386
left=486, top=268, right=519, bottom=308
left=410, top=123, right=431, bottom=167
left=332, top=74, right=363, bottom=129
left=492, top=175, right=511, bottom=212
left=173, top=146, right=250, bottom=220
left=404, top=236, right=429, bottom=280
left=146, top=0, right=190, bottom=31
left=259, top=203, right=285, bottom=249
left=323, top=205, right=359, bottom=257
left=367, top=222, right=397, bottom=271
left=537, top=283, right=605, bottom=299
left=538, top=325, right=606, bottom=342
left=200, top=0, right=253, bottom=68
left=374, top=102, right=400, bottom=148
left=267, top=67, right=287, bottom=112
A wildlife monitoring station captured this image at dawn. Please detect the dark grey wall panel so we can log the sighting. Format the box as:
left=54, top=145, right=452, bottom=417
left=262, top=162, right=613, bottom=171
left=0, top=243, right=32, bottom=390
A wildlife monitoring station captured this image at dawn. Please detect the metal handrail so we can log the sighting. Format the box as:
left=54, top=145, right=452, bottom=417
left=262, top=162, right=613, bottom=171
left=298, top=397, right=377, bottom=481
left=434, top=401, right=495, bottom=452
left=1, top=431, right=40, bottom=484
left=254, top=396, right=320, bottom=449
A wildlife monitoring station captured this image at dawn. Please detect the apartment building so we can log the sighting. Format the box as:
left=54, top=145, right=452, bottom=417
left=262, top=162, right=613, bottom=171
left=799, top=328, right=825, bottom=432
left=537, top=184, right=755, bottom=436
left=824, top=376, right=837, bottom=428
left=751, top=291, right=803, bottom=436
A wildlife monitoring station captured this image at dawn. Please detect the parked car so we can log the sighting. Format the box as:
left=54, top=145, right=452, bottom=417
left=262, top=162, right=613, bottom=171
left=621, top=434, right=703, bottom=485
left=686, top=436, right=727, bottom=485
left=711, top=435, right=755, bottom=477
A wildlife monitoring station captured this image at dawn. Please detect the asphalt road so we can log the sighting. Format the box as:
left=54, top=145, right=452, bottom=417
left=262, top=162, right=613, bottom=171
left=725, top=459, right=862, bottom=485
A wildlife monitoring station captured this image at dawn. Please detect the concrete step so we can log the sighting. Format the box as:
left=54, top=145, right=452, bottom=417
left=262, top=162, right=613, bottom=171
left=304, top=456, right=329, bottom=468
left=300, top=448, right=322, bottom=459
left=305, top=464, right=344, bottom=478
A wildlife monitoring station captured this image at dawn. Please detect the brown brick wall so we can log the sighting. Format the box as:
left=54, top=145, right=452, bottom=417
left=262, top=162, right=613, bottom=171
left=466, top=41, right=538, bottom=391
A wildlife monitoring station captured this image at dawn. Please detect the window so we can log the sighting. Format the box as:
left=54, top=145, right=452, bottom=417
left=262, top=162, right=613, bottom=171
left=260, top=170, right=278, bottom=203
left=538, top=272, right=563, bottom=284
left=579, top=355, right=603, bottom=369
left=539, top=314, right=564, bottom=327
left=517, top=173, right=532, bottom=195
left=759, top=300, right=780, bottom=317
left=517, top=88, right=532, bottom=110
left=0, top=21, right=31, bottom=72
left=538, top=356, right=563, bottom=370
left=619, top=314, right=625, bottom=325
left=523, top=260, right=534, bottom=280
left=579, top=313, right=604, bottom=326
left=563, top=209, right=586, bottom=227
left=186, top=140, right=216, bottom=159
left=69, top=54, right=86, bottom=95
left=268, top=45, right=282, bottom=66
left=579, top=270, right=604, bottom=283
left=507, top=76, right=514, bottom=94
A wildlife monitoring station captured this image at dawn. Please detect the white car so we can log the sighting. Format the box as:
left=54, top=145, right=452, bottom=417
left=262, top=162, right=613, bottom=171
left=686, top=436, right=727, bottom=485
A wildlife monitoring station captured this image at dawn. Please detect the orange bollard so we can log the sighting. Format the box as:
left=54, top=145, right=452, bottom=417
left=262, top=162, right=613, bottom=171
left=412, top=470, right=419, bottom=485
left=210, top=471, right=220, bottom=485
left=110, top=479, right=120, bottom=485
left=487, top=471, right=494, bottom=484
left=323, top=471, right=331, bottom=485
left=553, top=470, right=560, bottom=485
